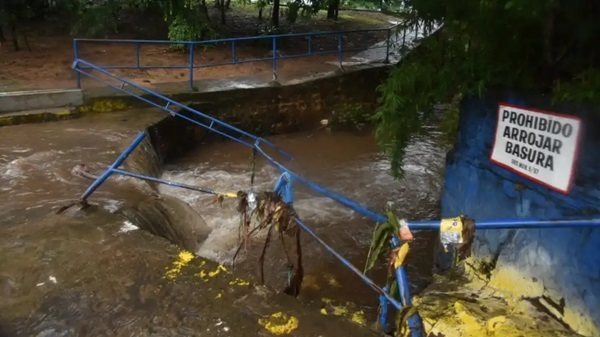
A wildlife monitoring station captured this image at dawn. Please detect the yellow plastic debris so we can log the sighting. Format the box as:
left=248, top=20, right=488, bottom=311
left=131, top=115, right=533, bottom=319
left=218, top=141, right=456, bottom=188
left=393, top=242, right=410, bottom=269
left=164, top=250, right=195, bottom=280
left=258, top=312, right=299, bottom=335
left=440, top=216, right=464, bottom=252
left=215, top=292, right=223, bottom=299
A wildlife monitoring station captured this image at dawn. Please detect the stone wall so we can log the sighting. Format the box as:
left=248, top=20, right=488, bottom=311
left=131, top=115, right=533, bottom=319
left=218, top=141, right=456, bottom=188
left=81, top=66, right=389, bottom=135
left=441, top=92, right=600, bottom=336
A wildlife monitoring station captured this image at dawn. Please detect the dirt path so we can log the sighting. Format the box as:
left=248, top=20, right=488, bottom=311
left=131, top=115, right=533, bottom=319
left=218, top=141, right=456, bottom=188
left=0, top=8, right=397, bottom=91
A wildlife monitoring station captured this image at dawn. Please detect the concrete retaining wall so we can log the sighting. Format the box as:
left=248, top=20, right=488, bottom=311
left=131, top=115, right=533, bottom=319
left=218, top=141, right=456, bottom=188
left=441, top=92, right=600, bottom=336
left=0, top=89, right=83, bottom=113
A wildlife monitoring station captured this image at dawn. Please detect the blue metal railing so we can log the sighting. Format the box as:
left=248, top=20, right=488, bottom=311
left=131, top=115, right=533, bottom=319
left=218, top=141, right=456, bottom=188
left=73, top=22, right=416, bottom=89
left=68, top=58, right=600, bottom=336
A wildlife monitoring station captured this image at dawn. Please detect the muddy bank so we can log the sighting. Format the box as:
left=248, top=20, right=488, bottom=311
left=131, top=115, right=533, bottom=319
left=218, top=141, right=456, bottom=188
left=0, top=209, right=379, bottom=337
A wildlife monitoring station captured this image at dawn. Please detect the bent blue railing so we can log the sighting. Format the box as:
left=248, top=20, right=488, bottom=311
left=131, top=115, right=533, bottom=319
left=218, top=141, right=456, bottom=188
left=69, top=60, right=600, bottom=337
left=73, top=22, right=420, bottom=90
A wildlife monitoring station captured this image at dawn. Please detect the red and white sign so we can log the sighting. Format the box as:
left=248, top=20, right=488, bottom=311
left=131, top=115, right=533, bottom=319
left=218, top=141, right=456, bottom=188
left=490, top=103, right=582, bottom=194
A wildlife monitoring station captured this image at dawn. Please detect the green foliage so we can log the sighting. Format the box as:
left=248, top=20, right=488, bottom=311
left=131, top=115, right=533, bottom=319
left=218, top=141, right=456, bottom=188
left=167, top=12, right=215, bottom=48
left=375, top=0, right=600, bottom=178
left=553, top=69, right=600, bottom=110
left=438, top=92, right=462, bottom=146
left=70, top=1, right=121, bottom=37
left=330, top=102, right=372, bottom=131
left=363, top=209, right=401, bottom=275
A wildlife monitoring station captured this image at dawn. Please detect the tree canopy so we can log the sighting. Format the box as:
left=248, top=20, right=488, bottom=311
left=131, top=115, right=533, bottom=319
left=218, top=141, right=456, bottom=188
left=0, top=0, right=404, bottom=45
left=374, top=0, right=600, bottom=178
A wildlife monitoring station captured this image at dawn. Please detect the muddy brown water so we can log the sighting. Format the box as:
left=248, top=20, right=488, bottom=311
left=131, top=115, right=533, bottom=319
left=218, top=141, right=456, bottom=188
left=0, top=109, right=447, bottom=336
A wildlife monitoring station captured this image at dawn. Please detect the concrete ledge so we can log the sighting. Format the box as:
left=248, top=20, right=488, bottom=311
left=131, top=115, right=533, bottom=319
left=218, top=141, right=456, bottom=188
left=0, top=108, right=80, bottom=127
left=0, top=89, right=83, bottom=113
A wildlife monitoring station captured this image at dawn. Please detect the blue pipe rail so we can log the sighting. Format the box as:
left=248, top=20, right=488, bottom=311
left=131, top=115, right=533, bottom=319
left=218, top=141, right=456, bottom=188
left=73, top=23, right=409, bottom=89
left=69, top=59, right=600, bottom=337
left=72, top=59, right=293, bottom=161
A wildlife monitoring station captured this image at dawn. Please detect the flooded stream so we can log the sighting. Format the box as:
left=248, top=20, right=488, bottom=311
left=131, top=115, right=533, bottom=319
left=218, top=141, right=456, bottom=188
left=0, top=110, right=447, bottom=336
left=159, top=126, right=446, bottom=308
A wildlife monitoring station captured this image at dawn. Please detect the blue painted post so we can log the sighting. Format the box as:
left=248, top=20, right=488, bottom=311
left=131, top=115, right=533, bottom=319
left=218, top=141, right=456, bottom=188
left=232, top=40, right=237, bottom=63
left=391, top=236, right=425, bottom=337
left=338, top=32, right=344, bottom=68
left=379, top=286, right=390, bottom=331
left=80, top=132, right=147, bottom=200
left=73, top=40, right=81, bottom=88
left=308, top=35, right=312, bottom=55
left=274, top=172, right=294, bottom=204
left=135, top=42, right=141, bottom=68
left=272, top=36, right=278, bottom=80
left=189, top=43, right=195, bottom=90
left=385, top=28, right=391, bottom=63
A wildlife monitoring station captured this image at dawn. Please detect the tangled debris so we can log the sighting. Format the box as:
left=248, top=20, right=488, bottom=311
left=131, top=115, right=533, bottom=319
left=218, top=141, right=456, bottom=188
left=233, top=191, right=304, bottom=297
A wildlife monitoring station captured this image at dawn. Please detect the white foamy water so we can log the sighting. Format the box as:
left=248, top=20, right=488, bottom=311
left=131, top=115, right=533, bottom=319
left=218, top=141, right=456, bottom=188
left=158, top=130, right=447, bottom=269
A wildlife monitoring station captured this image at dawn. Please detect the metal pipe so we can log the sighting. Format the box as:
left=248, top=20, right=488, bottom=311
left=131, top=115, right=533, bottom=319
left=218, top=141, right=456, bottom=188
left=73, top=59, right=293, bottom=160
left=391, top=236, right=424, bottom=337
left=408, top=218, right=600, bottom=230
left=73, top=40, right=81, bottom=88
left=80, top=132, right=147, bottom=200
left=135, top=42, right=140, bottom=68
left=72, top=24, right=400, bottom=46
left=254, top=142, right=600, bottom=232
left=189, top=44, right=195, bottom=90
left=293, top=217, right=403, bottom=310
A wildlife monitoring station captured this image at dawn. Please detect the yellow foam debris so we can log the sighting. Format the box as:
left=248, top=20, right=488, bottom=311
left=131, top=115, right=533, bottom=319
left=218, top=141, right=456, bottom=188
left=164, top=250, right=195, bottom=280
left=258, top=312, right=299, bottom=335
left=229, top=277, right=250, bottom=286
left=208, top=265, right=228, bottom=277
left=351, top=310, right=367, bottom=326
left=320, top=299, right=366, bottom=327
left=486, top=316, right=507, bottom=332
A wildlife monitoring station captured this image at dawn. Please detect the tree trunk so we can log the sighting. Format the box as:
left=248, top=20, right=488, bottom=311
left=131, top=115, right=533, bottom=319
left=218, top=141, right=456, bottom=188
left=272, top=0, right=280, bottom=27
left=220, top=0, right=226, bottom=24
left=201, top=0, right=211, bottom=22
left=225, top=0, right=232, bottom=10
left=258, top=7, right=263, bottom=21
left=327, top=0, right=339, bottom=20
left=11, top=23, right=19, bottom=51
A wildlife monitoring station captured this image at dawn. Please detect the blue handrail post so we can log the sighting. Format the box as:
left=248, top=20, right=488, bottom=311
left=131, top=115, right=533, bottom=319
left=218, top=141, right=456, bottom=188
left=384, top=28, right=391, bottom=64
left=274, top=172, right=294, bottom=204
left=80, top=131, right=147, bottom=201
left=232, top=40, right=237, bottom=63
left=73, top=40, right=81, bottom=89
left=379, top=285, right=390, bottom=331
left=189, top=43, right=195, bottom=90
left=272, top=36, right=278, bottom=80
left=338, top=32, right=344, bottom=69
left=391, top=236, right=425, bottom=337
left=135, top=42, right=141, bottom=68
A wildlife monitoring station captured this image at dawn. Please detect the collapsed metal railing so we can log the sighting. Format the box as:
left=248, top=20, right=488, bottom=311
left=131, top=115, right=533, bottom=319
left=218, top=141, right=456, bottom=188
left=66, top=59, right=600, bottom=337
